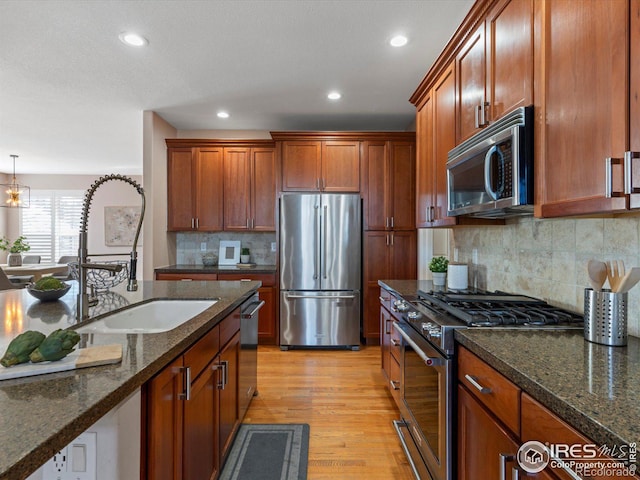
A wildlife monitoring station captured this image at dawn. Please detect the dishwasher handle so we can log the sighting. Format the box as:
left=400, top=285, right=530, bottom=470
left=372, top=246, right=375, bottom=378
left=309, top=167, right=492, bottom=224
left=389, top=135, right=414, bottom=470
left=241, top=300, right=266, bottom=319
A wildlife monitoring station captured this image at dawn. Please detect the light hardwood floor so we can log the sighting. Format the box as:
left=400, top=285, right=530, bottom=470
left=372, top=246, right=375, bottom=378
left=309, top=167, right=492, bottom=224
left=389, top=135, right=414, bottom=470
left=244, top=346, right=415, bottom=480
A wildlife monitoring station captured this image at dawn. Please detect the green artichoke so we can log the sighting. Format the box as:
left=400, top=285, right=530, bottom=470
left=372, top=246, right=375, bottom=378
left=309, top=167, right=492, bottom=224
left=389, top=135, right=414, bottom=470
left=0, top=330, right=46, bottom=367
left=29, top=329, right=80, bottom=363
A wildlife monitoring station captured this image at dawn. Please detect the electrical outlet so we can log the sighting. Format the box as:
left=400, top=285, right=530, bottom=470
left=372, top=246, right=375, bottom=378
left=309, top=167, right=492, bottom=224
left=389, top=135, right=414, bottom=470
left=200, top=242, right=207, bottom=252
left=43, top=432, right=97, bottom=480
left=271, top=242, right=276, bottom=252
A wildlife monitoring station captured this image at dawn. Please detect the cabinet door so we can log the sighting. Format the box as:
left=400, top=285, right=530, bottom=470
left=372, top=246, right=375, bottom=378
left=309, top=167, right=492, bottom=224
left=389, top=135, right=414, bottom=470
left=321, top=141, right=360, bottom=192
left=218, top=332, right=240, bottom=463
left=362, top=141, right=389, bottom=230
left=251, top=147, right=277, bottom=230
left=458, top=385, right=521, bottom=480
left=281, top=141, right=321, bottom=191
left=145, top=356, right=184, bottom=480
left=363, top=231, right=390, bottom=343
left=539, top=0, right=628, bottom=217
left=389, top=231, right=417, bottom=280
left=380, top=305, right=392, bottom=378
left=486, top=0, right=533, bottom=121
left=629, top=0, right=640, bottom=209
left=167, top=148, right=195, bottom=231
left=256, top=286, right=277, bottom=344
left=456, top=23, right=486, bottom=143
left=184, top=362, right=220, bottom=480
left=416, top=94, right=435, bottom=228
left=433, top=63, right=458, bottom=227
left=196, top=147, right=224, bottom=231
left=223, top=147, right=251, bottom=230
left=389, top=141, right=415, bottom=230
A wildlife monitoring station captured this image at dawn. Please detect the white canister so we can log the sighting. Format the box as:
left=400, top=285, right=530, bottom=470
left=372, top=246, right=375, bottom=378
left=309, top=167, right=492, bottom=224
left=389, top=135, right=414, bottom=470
left=447, top=263, right=468, bottom=290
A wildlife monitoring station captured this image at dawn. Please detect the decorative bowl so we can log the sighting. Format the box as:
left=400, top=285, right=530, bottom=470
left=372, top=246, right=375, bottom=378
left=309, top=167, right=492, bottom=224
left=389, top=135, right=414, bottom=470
left=69, top=260, right=129, bottom=291
left=27, top=283, right=71, bottom=302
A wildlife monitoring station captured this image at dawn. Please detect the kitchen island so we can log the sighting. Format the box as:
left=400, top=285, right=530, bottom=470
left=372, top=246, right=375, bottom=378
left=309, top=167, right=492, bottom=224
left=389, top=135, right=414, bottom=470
left=0, top=279, right=260, bottom=480
left=379, top=280, right=639, bottom=452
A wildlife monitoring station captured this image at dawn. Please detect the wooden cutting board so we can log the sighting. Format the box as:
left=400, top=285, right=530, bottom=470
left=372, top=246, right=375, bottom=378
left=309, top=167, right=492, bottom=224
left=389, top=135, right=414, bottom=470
left=0, top=344, right=123, bottom=381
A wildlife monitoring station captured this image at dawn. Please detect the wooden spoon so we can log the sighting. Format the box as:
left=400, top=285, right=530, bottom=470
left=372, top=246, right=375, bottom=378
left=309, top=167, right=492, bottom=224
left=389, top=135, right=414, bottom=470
left=606, top=259, right=625, bottom=292
left=586, top=260, right=607, bottom=291
left=615, top=267, right=640, bottom=293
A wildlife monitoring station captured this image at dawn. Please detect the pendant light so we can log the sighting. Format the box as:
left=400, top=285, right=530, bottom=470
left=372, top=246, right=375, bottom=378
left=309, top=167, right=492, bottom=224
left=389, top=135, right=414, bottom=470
left=1, top=155, right=30, bottom=208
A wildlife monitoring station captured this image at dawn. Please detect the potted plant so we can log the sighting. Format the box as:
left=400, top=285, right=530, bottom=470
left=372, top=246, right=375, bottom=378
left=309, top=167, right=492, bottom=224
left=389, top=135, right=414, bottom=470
left=0, top=236, right=30, bottom=266
left=240, top=247, right=250, bottom=264
left=429, top=255, right=449, bottom=287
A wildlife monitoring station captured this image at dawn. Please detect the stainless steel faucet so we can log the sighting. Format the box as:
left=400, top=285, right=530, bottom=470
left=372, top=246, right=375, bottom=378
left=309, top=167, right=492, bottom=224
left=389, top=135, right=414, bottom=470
left=76, top=174, right=145, bottom=320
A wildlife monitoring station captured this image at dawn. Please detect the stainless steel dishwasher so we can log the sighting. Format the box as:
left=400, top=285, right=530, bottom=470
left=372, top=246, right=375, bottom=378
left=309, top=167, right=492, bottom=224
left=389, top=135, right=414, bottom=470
left=239, top=292, right=264, bottom=420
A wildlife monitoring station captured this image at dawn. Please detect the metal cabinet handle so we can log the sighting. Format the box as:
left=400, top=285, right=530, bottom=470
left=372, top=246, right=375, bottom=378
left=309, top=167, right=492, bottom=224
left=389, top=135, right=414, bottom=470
left=475, top=104, right=482, bottom=129
left=464, top=374, right=492, bottom=394
left=390, top=338, right=400, bottom=347
left=624, top=151, right=640, bottom=194
left=389, top=380, right=400, bottom=391
left=217, top=360, right=228, bottom=390
left=191, top=218, right=195, bottom=229
left=499, top=454, right=519, bottom=480
left=385, top=318, right=391, bottom=335
left=379, top=296, right=390, bottom=303
left=196, top=218, right=199, bottom=229
left=391, top=216, right=394, bottom=228
left=386, top=234, right=390, bottom=246
left=390, top=232, right=394, bottom=246
left=179, top=366, right=191, bottom=400
left=212, top=364, right=223, bottom=388
left=430, top=206, right=435, bottom=222
left=605, top=156, right=625, bottom=198
left=246, top=218, right=250, bottom=228
left=385, top=217, right=389, bottom=228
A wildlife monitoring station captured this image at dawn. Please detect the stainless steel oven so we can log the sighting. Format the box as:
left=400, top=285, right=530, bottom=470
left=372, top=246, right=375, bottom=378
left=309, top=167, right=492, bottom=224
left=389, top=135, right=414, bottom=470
left=392, top=320, right=454, bottom=480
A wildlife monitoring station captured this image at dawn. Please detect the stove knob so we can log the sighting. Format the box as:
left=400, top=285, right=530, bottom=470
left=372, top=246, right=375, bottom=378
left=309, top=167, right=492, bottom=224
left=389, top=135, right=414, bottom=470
left=421, top=322, right=434, bottom=331
left=428, top=329, right=442, bottom=338
left=395, top=301, right=410, bottom=312
left=407, top=310, right=422, bottom=320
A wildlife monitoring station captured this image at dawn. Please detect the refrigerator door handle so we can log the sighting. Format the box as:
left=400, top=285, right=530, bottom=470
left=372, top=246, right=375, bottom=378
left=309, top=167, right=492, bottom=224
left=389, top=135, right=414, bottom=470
left=285, top=293, right=356, bottom=300
left=323, top=205, right=328, bottom=279
left=313, top=204, right=319, bottom=279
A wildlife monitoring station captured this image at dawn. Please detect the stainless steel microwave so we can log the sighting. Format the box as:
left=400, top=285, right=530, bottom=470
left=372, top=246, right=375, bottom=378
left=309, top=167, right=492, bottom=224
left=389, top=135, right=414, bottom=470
left=447, top=106, right=534, bottom=218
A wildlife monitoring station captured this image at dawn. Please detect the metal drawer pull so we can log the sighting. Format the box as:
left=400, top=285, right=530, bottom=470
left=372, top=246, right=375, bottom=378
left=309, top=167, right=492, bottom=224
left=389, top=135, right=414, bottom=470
left=179, top=366, right=191, bottom=400
left=389, top=380, right=400, bottom=391
left=390, top=339, right=400, bottom=347
left=499, top=453, right=519, bottom=480
left=625, top=151, right=640, bottom=194
left=465, top=374, right=491, bottom=394
left=605, top=156, right=624, bottom=198
left=212, top=364, right=223, bottom=388
left=378, top=296, right=390, bottom=302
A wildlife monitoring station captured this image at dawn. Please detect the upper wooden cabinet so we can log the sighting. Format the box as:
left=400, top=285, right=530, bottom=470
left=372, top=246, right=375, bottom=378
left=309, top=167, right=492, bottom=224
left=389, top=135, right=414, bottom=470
left=273, top=133, right=360, bottom=192
left=166, top=139, right=275, bottom=232
left=223, top=146, right=276, bottom=231
left=167, top=146, right=224, bottom=232
left=456, top=0, right=533, bottom=143
left=536, top=0, right=639, bottom=217
left=362, top=137, right=416, bottom=230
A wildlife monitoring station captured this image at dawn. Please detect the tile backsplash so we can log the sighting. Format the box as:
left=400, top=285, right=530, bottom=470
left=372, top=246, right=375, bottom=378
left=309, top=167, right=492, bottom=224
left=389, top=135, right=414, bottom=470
left=176, top=232, right=277, bottom=265
left=450, top=216, right=640, bottom=338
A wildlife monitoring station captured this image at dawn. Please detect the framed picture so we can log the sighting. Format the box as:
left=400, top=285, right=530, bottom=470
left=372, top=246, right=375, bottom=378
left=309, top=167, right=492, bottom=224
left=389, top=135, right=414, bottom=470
left=218, top=240, right=240, bottom=265
left=104, top=206, right=143, bottom=246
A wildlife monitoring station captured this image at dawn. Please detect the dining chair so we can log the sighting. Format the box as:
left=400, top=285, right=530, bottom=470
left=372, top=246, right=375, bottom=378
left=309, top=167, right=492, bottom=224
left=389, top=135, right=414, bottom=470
left=0, top=268, right=22, bottom=290
left=8, top=255, right=41, bottom=286
left=22, top=255, right=41, bottom=264
left=52, top=255, right=78, bottom=281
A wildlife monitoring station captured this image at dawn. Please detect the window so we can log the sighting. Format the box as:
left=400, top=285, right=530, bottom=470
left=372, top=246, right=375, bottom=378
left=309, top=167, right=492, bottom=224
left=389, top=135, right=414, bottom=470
left=20, top=190, right=84, bottom=263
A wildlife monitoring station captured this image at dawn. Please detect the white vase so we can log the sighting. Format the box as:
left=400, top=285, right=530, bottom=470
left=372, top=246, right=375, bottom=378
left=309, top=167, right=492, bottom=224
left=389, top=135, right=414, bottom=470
left=240, top=255, right=250, bottom=264
left=432, top=271, right=446, bottom=286
left=7, top=253, right=22, bottom=266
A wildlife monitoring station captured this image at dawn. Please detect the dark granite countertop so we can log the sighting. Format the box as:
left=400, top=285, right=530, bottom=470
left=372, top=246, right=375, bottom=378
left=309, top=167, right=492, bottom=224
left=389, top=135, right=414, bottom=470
left=155, top=264, right=277, bottom=274
left=0, top=279, right=260, bottom=480
left=379, top=280, right=639, bottom=450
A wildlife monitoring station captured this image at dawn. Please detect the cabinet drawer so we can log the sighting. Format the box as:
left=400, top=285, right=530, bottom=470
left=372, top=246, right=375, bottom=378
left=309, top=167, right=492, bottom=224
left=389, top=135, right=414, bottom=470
left=184, top=325, right=220, bottom=380
left=220, top=307, right=241, bottom=347
left=218, top=272, right=276, bottom=286
left=388, top=355, right=401, bottom=408
left=379, top=287, right=393, bottom=311
left=156, top=272, right=218, bottom=281
left=458, top=346, right=520, bottom=435
left=390, top=321, right=402, bottom=363
left=521, top=393, right=636, bottom=480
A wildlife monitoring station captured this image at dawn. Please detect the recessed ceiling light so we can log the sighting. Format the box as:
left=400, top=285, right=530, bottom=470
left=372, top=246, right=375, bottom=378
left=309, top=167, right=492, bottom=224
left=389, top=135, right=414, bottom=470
left=327, top=91, right=341, bottom=100
left=119, top=32, right=148, bottom=47
left=390, top=35, right=408, bottom=47
left=217, top=111, right=230, bottom=119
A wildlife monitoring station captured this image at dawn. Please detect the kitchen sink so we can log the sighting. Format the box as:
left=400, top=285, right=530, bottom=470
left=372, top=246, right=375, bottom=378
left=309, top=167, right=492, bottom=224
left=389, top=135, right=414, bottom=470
left=75, top=299, right=217, bottom=334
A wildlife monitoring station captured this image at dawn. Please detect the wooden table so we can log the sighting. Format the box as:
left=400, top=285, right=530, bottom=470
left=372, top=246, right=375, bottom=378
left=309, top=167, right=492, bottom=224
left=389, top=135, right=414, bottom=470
left=0, top=264, right=69, bottom=281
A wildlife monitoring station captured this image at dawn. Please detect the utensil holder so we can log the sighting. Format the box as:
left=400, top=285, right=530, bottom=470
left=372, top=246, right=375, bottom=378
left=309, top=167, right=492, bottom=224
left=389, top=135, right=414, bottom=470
left=584, top=288, right=627, bottom=346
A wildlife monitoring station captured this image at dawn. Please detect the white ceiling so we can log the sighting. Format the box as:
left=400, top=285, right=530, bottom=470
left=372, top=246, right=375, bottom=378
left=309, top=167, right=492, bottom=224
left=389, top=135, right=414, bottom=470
left=0, top=0, right=473, bottom=176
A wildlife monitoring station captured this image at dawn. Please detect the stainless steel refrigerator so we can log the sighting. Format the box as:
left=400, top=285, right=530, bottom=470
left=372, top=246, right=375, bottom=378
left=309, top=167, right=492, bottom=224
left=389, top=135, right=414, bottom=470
left=279, top=193, right=361, bottom=349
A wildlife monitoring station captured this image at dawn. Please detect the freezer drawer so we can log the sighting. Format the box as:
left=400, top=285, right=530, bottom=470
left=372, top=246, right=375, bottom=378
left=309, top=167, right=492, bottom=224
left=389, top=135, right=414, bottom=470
left=280, top=291, right=361, bottom=349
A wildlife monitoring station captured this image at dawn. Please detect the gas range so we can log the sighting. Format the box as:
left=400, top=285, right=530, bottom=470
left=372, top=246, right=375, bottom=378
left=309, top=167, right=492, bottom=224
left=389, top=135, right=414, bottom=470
left=395, top=289, right=584, bottom=357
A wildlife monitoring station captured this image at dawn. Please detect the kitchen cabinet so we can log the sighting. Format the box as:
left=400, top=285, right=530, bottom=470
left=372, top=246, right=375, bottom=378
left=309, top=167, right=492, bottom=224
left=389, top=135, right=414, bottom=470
left=379, top=288, right=402, bottom=408
left=536, top=0, right=638, bottom=217
left=218, top=272, right=278, bottom=346
left=144, top=312, right=241, bottom=479
left=363, top=231, right=416, bottom=344
left=279, top=140, right=360, bottom=192
left=155, top=272, right=218, bottom=281
left=223, top=146, right=276, bottom=231
left=167, top=146, right=224, bottom=231
left=456, top=0, right=533, bottom=143
left=362, top=139, right=416, bottom=230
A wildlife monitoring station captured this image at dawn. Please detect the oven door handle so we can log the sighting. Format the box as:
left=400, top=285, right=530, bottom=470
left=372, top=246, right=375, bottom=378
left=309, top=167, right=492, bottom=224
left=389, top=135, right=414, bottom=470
left=393, top=321, right=444, bottom=367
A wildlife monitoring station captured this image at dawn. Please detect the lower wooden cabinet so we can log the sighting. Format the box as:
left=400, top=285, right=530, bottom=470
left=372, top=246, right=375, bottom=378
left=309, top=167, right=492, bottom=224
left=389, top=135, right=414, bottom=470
left=143, top=311, right=240, bottom=480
